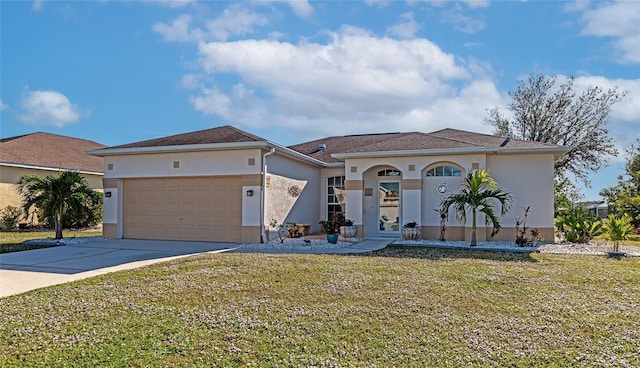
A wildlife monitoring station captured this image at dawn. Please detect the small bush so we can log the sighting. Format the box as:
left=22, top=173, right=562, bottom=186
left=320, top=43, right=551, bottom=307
left=0, top=205, right=23, bottom=231
left=603, top=214, right=634, bottom=252
left=555, top=206, right=603, bottom=243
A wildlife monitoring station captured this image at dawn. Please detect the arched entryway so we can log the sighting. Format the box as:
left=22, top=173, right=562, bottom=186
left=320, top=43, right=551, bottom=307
left=361, top=165, right=403, bottom=237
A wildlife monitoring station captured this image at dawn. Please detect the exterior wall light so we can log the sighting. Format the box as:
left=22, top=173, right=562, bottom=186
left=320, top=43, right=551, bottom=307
left=246, top=189, right=254, bottom=197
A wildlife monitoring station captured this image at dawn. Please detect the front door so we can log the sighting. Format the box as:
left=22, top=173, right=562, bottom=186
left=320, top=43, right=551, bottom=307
left=378, top=181, right=400, bottom=233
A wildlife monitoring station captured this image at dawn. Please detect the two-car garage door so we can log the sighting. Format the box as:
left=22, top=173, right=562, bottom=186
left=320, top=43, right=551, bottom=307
left=123, top=177, right=242, bottom=242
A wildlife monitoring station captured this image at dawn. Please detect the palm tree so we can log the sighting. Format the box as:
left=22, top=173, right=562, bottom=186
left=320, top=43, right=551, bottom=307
left=442, top=169, right=512, bottom=246
left=17, top=171, right=98, bottom=239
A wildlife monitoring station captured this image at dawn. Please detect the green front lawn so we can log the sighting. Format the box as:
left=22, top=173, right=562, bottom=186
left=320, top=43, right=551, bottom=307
left=1, top=247, right=638, bottom=367
left=0, top=230, right=102, bottom=253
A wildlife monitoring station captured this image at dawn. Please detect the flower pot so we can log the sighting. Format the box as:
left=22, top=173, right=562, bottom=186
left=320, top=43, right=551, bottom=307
left=326, top=233, right=339, bottom=244
left=340, top=225, right=357, bottom=238
left=402, top=226, right=421, bottom=241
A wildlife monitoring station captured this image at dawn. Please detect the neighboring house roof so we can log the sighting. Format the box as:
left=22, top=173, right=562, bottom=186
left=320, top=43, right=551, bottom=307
left=0, top=132, right=105, bottom=174
left=90, top=125, right=568, bottom=166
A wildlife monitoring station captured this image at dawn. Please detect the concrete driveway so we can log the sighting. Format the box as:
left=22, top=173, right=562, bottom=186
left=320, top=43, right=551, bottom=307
left=0, top=239, right=237, bottom=298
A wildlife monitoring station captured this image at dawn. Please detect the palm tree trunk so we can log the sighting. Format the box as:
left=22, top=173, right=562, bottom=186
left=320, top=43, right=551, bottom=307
left=54, top=214, right=63, bottom=240
left=470, top=208, right=477, bottom=246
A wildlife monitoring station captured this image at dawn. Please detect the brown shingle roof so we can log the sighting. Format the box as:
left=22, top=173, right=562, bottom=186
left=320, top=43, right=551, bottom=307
left=289, top=128, right=559, bottom=163
left=106, top=125, right=266, bottom=149
left=94, top=125, right=565, bottom=165
left=0, top=132, right=105, bottom=173
left=288, top=132, right=414, bottom=163
left=429, top=128, right=558, bottom=149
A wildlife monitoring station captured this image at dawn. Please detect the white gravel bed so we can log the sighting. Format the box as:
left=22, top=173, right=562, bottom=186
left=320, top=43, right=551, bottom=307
left=538, top=242, right=640, bottom=256
left=393, top=239, right=539, bottom=253
left=237, top=237, right=361, bottom=251
left=393, top=239, right=639, bottom=256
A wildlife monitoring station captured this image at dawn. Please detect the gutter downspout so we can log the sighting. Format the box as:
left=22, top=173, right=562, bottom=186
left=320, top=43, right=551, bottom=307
left=260, top=148, right=276, bottom=243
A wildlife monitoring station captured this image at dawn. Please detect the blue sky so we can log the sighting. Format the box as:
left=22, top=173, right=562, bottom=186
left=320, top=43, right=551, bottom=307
left=1, top=0, right=639, bottom=200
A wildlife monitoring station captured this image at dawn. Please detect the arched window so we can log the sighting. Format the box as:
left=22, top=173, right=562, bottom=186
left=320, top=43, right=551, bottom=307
left=378, top=169, right=401, bottom=177
left=426, top=165, right=462, bottom=177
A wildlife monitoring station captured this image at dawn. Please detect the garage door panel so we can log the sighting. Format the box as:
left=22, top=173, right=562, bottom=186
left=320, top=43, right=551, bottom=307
left=124, top=177, right=242, bottom=242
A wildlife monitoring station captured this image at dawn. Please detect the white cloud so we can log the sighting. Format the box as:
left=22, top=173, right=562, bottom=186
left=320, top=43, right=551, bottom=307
left=188, top=87, right=232, bottom=117
left=206, top=4, right=269, bottom=41
left=153, top=14, right=200, bottom=42
left=364, top=0, right=392, bottom=8
left=188, top=27, right=502, bottom=139
left=141, top=0, right=197, bottom=8
left=32, top=0, right=43, bottom=12
left=179, top=73, right=201, bottom=90
left=19, top=89, right=86, bottom=127
left=387, top=12, right=420, bottom=39
left=281, top=0, right=313, bottom=18
left=0, top=99, right=7, bottom=111
left=460, top=0, right=489, bottom=9
left=442, top=7, right=485, bottom=34
left=153, top=4, right=269, bottom=43
left=571, top=76, right=640, bottom=146
left=577, top=1, right=640, bottom=64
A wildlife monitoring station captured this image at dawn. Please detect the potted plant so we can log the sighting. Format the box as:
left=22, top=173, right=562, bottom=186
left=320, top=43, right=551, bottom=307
left=402, top=220, right=421, bottom=241
left=332, top=213, right=357, bottom=238
left=319, top=214, right=341, bottom=244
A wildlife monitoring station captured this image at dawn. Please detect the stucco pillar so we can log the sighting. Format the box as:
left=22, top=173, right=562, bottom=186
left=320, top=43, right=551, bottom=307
left=102, top=178, right=123, bottom=238
left=402, top=179, right=422, bottom=228
left=345, top=179, right=363, bottom=237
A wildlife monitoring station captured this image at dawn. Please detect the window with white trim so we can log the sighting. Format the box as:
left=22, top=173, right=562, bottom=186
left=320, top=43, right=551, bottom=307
left=377, top=169, right=401, bottom=177
left=426, top=165, right=462, bottom=177
left=327, top=176, right=346, bottom=217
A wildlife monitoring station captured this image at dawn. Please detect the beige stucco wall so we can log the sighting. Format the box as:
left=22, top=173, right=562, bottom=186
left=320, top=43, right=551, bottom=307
left=486, top=153, right=556, bottom=242
left=340, top=152, right=556, bottom=242
left=265, top=153, right=322, bottom=239
left=0, top=165, right=103, bottom=228
left=99, top=148, right=323, bottom=243
left=345, top=155, right=486, bottom=239
left=100, top=149, right=263, bottom=239
left=102, top=149, right=262, bottom=179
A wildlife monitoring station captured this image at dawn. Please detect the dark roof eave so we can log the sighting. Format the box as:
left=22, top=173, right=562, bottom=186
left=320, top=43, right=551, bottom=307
left=331, top=146, right=570, bottom=159
left=88, top=141, right=328, bottom=167
left=0, top=162, right=104, bottom=176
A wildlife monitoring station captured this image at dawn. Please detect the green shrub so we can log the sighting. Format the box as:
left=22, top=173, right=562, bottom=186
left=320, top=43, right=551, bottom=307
left=555, top=207, right=603, bottom=243
left=0, top=205, right=23, bottom=231
left=602, top=214, right=634, bottom=252
left=41, top=190, right=103, bottom=229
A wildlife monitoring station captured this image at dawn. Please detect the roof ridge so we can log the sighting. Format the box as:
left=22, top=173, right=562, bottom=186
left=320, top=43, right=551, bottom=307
left=222, top=124, right=268, bottom=142
left=428, top=131, right=494, bottom=147
left=335, top=132, right=428, bottom=154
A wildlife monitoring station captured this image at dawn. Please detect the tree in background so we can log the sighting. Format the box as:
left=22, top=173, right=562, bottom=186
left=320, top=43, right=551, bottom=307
left=17, top=171, right=101, bottom=239
left=554, top=177, right=584, bottom=216
left=442, top=170, right=512, bottom=246
left=484, top=74, right=627, bottom=186
left=600, top=140, right=640, bottom=229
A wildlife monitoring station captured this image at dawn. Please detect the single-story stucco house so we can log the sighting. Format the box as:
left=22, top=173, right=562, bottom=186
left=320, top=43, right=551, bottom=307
left=0, top=132, right=105, bottom=228
left=88, top=125, right=567, bottom=243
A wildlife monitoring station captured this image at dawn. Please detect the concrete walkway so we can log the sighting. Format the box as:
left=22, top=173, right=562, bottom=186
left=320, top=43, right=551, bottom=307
left=1, top=238, right=392, bottom=298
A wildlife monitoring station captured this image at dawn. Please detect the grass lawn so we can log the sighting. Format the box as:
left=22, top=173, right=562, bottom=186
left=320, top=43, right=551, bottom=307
left=0, top=230, right=102, bottom=253
left=1, top=247, right=638, bottom=367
